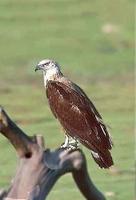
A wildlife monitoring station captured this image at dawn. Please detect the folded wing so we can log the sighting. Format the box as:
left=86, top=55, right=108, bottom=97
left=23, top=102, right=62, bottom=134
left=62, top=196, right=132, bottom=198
left=46, top=80, right=113, bottom=168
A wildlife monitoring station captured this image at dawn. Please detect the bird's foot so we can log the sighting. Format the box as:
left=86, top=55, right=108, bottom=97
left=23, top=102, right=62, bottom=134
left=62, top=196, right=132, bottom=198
left=61, top=135, right=79, bottom=150
left=61, top=143, right=78, bottom=150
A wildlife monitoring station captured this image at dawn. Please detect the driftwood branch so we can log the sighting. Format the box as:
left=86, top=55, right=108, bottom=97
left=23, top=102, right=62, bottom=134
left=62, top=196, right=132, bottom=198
left=0, top=107, right=106, bottom=200
left=0, top=107, right=33, bottom=157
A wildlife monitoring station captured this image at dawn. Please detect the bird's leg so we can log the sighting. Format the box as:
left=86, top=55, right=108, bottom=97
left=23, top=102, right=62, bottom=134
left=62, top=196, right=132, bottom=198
left=61, top=135, right=79, bottom=150
left=61, top=135, right=69, bottom=148
left=68, top=136, right=80, bottom=149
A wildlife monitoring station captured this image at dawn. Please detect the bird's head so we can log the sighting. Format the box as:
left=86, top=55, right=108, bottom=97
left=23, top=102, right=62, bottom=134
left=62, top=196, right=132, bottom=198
left=35, top=59, right=60, bottom=73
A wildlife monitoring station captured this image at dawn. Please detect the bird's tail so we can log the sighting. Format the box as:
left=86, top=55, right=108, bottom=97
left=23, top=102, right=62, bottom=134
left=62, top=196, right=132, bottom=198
left=91, top=150, right=113, bottom=168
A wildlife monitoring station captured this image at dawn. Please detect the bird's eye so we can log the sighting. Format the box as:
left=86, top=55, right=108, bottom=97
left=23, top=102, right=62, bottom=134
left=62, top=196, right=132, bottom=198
left=44, top=62, right=50, bottom=66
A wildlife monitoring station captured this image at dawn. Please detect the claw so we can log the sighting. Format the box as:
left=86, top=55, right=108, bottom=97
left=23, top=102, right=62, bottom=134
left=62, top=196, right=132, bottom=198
left=61, top=135, right=79, bottom=150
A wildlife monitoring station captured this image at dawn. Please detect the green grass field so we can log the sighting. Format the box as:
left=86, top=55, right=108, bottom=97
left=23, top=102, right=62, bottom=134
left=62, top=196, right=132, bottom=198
left=0, top=0, right=134, bottom=199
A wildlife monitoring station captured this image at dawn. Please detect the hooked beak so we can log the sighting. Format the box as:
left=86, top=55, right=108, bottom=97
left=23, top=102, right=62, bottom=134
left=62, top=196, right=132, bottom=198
left=35, top=64, right=43, bottom=72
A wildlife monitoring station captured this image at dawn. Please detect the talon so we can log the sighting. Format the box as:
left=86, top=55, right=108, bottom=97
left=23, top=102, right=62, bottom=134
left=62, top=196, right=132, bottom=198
left=61, top=135, right=79, bottom=150
left=60, top=143, right=68, bottom=149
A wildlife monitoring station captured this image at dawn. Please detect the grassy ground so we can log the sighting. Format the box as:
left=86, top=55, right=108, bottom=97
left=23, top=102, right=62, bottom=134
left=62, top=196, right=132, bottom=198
left=0, top=0, right=134, bottom=200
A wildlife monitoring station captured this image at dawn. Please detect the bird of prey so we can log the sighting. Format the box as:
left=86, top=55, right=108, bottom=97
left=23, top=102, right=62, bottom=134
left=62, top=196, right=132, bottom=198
left=35, top=59, right=113, bottom=168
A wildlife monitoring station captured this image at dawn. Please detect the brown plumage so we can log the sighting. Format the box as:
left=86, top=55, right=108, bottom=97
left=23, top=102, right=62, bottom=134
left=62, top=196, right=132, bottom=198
left=35, top=59, right=114, bottom=168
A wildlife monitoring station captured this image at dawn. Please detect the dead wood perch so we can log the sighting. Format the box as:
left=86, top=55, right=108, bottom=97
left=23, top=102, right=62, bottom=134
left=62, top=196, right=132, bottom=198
left=0, top=107, right=106, bottom=200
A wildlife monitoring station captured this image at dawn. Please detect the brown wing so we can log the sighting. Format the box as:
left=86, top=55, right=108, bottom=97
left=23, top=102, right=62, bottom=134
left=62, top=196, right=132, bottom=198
left=46, top=80, right=113, bottom=168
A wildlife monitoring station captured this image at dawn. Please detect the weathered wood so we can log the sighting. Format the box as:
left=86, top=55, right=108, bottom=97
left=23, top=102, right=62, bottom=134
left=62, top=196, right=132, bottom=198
left=0, top=107, right=34, bottom=157
left=0, top=107, right=106, bottom=200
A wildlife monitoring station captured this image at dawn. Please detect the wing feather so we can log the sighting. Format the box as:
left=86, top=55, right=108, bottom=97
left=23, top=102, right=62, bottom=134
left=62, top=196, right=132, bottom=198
left=46, top=80, right=113, bottom=168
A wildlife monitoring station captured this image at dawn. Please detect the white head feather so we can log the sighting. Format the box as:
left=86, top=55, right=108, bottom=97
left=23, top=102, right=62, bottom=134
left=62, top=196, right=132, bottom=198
left=36, top=59, right=61, bottom=86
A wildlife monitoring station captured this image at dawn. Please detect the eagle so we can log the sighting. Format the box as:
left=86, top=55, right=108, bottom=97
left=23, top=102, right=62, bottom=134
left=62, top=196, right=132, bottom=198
left=35, top=59, right=113, bottom=168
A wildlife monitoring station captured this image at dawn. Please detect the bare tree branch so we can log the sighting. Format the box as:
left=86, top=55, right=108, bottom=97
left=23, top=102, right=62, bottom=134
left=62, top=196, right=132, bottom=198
left=0, top=108, right=106, bottom=200
left=0, top=107, right=34, bottom=157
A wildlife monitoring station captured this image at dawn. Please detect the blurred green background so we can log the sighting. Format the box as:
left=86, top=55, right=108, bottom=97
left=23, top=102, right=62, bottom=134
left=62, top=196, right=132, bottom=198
left=0, top=0, right=134, bottom=200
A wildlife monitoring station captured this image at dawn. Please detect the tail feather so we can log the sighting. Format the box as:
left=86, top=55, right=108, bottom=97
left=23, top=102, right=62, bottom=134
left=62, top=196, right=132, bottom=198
left=91, top=150, right=113, bottom=168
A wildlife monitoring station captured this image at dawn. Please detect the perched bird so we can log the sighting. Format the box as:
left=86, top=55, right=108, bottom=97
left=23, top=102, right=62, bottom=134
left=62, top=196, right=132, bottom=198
left=35, top=59, right=113, bottom=168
